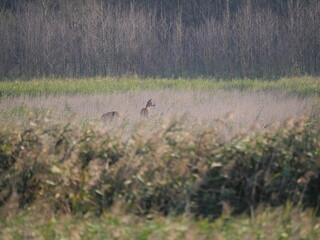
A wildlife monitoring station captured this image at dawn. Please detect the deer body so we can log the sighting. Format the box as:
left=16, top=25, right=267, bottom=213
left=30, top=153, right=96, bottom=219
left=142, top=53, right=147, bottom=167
left=101, top=111, right=120, bottom=123
left=140, top=99, right=156, bottom=118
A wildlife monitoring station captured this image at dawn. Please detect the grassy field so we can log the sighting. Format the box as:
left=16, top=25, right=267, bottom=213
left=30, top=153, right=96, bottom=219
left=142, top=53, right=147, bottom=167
left=0, top=76, right=320, bottom=239
left=0, top=76, right=318, bottom=136
left=0, top=76, right=319, bottom=96
left=0, top=90, right=314, bottom=138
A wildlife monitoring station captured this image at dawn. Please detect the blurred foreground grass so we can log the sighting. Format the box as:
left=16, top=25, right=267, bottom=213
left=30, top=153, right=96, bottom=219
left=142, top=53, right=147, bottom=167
left=1, top=205, right=320, bottom=240
left=0, top=76, right=319, bottom=96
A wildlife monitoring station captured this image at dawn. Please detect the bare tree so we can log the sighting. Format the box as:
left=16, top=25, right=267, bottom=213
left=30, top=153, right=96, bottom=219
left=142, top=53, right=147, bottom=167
left=0, top=0, right=318, bottom=79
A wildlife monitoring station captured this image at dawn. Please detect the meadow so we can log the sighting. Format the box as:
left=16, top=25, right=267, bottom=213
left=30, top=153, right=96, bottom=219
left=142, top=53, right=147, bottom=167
left=0, top=76, right=320, bottom=239
left=0, top=76, right=320, bottom=96
left=0, top=90, right=313, bottom=137
left=0, top=76, right=318, bottom=131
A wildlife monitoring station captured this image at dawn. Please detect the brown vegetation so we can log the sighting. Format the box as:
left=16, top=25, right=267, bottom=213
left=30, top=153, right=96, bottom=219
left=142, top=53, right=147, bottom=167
left=0, top=112, right=319, bottom=218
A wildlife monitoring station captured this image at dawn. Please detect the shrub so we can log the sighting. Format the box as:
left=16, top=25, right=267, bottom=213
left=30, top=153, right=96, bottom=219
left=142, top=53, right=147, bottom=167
left=0, top=114, right=319, bottom=218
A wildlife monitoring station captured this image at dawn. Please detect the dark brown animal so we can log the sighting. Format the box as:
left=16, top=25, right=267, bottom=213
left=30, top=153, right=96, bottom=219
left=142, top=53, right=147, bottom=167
left=101, top=111, right=120, bottom=123
left=140, top=99, right=156, bottom=118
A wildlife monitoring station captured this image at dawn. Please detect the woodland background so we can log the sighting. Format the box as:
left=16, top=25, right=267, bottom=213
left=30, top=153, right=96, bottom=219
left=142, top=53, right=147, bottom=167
left=0, top=0, right=319, bottom=79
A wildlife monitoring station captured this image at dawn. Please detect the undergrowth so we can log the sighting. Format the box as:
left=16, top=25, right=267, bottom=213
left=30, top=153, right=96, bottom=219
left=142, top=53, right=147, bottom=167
left=0, top=112, right=319, bottom=220
left=1, top=205, right=320, bottom=239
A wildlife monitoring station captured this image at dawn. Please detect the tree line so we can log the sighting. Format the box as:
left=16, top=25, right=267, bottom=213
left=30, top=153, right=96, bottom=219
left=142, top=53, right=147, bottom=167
left=0, top=0, right=319, bottom=79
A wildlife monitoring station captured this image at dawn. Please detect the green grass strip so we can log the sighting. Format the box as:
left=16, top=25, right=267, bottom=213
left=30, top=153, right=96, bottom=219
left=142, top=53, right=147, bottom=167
left=0, top=76, right=319, bottom=96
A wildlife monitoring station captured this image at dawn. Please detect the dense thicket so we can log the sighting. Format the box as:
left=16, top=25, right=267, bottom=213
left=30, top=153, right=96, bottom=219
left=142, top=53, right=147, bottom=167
left=0, top=115, right=320, bottom=217
left=0, top=0, right=319, bottom=79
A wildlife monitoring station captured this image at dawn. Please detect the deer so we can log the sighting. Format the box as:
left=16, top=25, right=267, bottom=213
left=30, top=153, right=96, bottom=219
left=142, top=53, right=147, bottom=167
left=101, top=111, right=120, bottom=123
left=140, top=99, right=156, bottom=118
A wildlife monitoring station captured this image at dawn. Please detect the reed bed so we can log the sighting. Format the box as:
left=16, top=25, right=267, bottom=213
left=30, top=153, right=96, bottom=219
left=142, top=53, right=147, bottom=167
left=0, top=112, right=319, bottom=218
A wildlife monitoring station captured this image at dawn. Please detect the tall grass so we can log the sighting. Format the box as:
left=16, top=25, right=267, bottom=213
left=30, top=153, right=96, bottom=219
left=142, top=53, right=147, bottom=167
left=0, top=90, right=314, bottom=139
left=0, top=113, right=319, bottom=219
left=1, top=206, right=320, bottom=239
